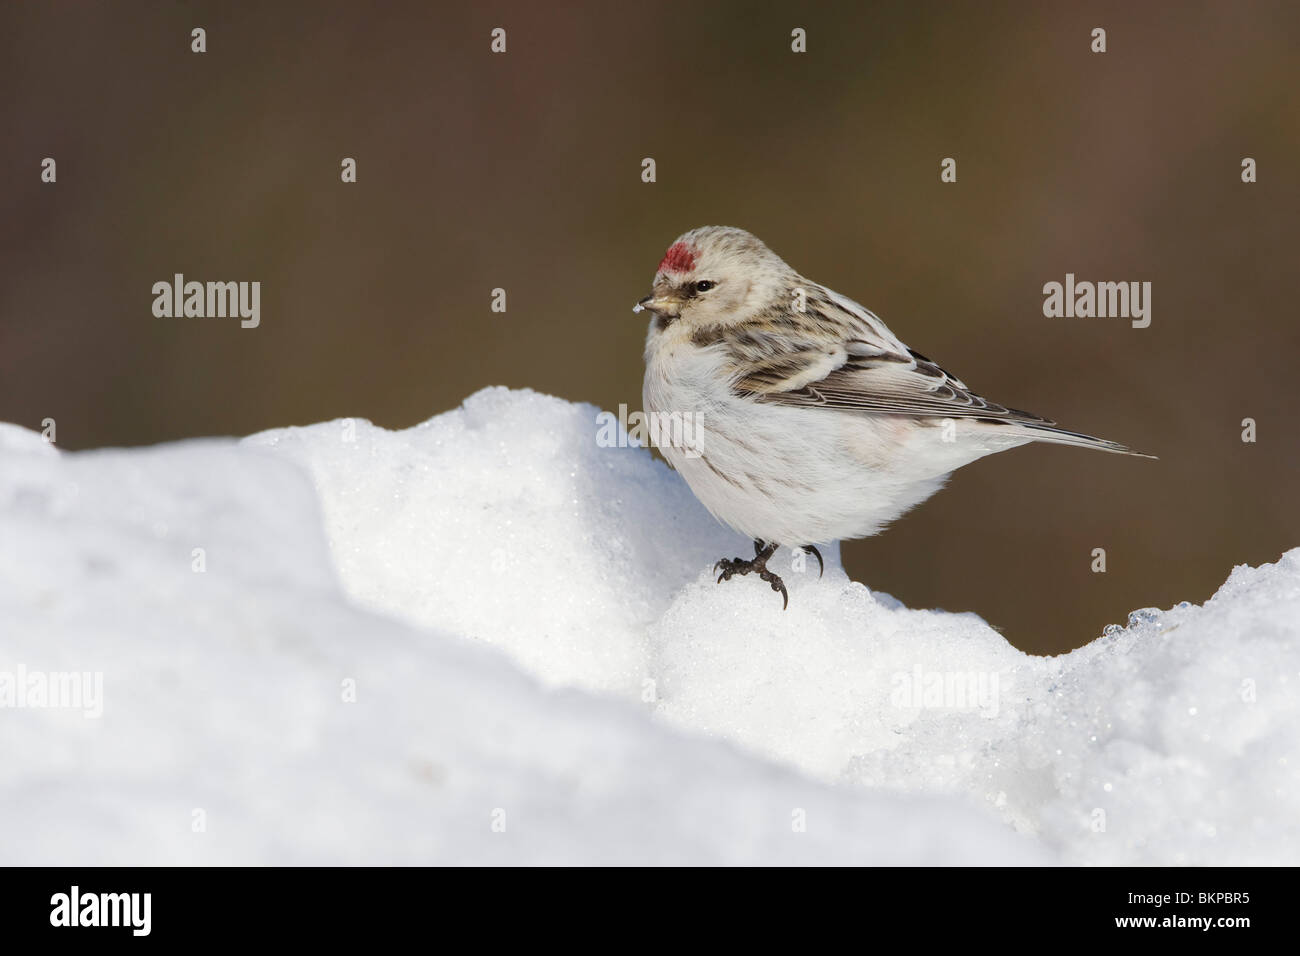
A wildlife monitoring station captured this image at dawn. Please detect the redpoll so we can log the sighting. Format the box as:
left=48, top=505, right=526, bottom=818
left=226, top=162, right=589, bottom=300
left=635, top=226, right=1151, bottom=608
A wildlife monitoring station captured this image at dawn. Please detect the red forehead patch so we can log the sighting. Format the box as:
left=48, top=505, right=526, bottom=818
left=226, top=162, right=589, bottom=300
left=658, top=242, right=697, bottom=274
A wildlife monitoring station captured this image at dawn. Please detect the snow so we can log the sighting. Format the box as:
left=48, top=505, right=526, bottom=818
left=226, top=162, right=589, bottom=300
left=2, top=387, right=1297, bottom=865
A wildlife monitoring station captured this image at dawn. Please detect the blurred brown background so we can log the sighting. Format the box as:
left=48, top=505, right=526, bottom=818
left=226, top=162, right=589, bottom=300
left=2, top=1, right=1297, bottom=654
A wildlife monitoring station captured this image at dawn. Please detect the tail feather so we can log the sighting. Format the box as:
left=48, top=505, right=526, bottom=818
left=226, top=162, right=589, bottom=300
left=1012, top=422, right=1156, bottom=459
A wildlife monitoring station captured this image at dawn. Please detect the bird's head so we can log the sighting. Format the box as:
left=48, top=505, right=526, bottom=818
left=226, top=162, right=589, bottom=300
left=635, top=226, right=794, bottom=333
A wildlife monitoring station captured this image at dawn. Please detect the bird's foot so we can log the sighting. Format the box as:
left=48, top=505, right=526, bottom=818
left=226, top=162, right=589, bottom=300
left=714, top=540, right=788, bottom=610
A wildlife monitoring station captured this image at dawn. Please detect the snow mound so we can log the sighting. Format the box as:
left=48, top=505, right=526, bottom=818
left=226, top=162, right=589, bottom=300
left=2, top=387, right=1296, bottom=864
left=249, top=388, right=1300, bottom=866
left=0, top=404, right=1039, bottom=864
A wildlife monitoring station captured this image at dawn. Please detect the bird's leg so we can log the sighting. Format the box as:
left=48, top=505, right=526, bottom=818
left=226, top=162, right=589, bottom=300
left=798, top=545, right=824, bottom=578
left=714, top=540, right=789, bottom=610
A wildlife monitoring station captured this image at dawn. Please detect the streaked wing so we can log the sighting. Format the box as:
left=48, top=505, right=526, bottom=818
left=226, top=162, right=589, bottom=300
left=729, top=284, right=1055, bottom=426
left=743, top=349, right=1055, bottom=424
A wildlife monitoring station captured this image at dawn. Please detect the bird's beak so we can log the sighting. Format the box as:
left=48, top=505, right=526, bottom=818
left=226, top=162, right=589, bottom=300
left=632, top=293, right=682, bottom=317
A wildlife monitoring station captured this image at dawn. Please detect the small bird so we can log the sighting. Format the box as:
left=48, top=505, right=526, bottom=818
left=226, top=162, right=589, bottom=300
left=635, top=226, right=1152, bottom=608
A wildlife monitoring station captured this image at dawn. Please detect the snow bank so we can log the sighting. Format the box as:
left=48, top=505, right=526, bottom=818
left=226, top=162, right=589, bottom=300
left=0, top=414, right=1038, bottom=864
left=2, top=387, right=1296, bottom=864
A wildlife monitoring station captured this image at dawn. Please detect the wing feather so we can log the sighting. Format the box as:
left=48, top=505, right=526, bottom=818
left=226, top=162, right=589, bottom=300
left=728, top=284, right=1054, bottom=426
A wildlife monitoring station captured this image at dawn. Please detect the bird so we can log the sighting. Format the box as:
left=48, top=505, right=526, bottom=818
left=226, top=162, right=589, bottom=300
left=634, top=226, right=1152, bottom=608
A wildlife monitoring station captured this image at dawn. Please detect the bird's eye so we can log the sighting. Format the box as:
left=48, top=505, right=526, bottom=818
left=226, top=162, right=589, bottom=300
left=694, top=280, right=716, bottom=293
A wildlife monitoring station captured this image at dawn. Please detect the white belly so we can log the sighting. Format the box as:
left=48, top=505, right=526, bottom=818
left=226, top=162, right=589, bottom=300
left=643, top=342, right=1015, bottom=546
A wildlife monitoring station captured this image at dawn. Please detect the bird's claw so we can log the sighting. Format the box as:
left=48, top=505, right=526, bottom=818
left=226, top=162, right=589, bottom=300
left=714, top=557, right=744, bottom=583
left=759, top=569, right=789, bottom=609
left=800, top=544, right=824, bottom=579
left=713, top=541, right=788, bottom=609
